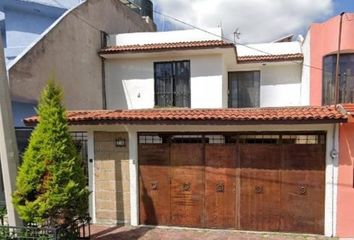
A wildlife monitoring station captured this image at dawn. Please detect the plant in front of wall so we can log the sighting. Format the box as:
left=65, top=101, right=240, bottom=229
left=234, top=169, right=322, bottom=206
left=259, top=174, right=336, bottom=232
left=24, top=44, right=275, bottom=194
left=12, top=78, right=90, bottom=230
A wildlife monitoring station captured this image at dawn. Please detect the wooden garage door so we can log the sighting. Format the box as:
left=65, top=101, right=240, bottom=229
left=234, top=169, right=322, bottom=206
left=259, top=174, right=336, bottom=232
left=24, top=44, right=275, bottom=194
left=205, top=144, right=237, bottom=228
left=239, top=144, right=281, bottom=231
left=170, top=143, right=204, bottom=227
left=139, top=144, right=170, bottom=225
left=138, top=133, right=325, bottom=234
left=280, top=143, right=325, bottom=234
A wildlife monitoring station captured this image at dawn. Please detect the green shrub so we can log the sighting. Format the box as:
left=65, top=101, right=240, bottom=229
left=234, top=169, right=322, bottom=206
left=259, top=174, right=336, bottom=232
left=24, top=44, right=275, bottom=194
left=12, top=79, right=89, bottom=227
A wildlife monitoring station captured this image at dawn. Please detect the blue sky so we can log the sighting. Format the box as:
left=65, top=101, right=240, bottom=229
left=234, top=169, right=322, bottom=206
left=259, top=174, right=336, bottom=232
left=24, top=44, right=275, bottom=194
left=333, top=0, right=354, bottom=15
left=153, top=0, right=354, bottom=43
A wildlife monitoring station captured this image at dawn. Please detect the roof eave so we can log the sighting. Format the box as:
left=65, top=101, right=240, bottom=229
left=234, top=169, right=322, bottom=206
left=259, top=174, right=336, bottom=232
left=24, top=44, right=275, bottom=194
left=24, top=118, right=347, bottom=127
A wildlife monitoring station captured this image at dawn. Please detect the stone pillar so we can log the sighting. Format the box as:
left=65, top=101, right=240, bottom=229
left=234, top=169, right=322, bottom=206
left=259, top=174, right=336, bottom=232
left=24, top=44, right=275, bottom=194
left=94, top=132, right=130, bottom=225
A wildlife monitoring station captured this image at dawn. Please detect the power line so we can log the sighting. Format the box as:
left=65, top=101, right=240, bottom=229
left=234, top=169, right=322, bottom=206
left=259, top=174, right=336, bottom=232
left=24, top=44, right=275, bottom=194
left=126, top=0, right=322, bottom=71
left=54, top=0, right=323, bottom=71
left=52, top=0, right=102, bottom=32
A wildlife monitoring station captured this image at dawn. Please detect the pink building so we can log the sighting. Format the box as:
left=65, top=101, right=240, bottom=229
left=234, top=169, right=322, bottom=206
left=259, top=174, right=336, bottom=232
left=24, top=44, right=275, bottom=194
left=304, top=13, right=354, bottom=237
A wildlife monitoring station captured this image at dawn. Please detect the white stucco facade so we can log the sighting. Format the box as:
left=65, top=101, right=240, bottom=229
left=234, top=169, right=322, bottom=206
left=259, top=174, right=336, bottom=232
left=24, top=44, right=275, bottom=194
left=105, top=54, right=303, bottom=109
left=300, top=30, right=311, bottom=105
left=103, top=28, right=305, bottom=110
left=105, top=54, right=225, bottom=109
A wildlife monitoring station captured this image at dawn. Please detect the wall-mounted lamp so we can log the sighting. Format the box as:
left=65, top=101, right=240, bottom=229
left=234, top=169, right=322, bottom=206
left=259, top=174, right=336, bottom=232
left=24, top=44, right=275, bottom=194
left=115, top=138, right=126, bottom=147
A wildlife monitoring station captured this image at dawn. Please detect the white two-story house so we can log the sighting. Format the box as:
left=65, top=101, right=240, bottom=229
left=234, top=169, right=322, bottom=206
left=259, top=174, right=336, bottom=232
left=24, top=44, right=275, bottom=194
left=24, top=27, right=353, bottom=237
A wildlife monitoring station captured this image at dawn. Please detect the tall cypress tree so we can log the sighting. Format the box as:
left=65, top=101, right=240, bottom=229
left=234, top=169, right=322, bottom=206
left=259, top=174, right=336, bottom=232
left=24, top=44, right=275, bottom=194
left=13, top=79, right=89, bottom=226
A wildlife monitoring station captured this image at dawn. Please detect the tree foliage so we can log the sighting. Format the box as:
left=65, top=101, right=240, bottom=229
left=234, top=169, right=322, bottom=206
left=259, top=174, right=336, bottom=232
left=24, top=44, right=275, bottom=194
left=13, top=79, right=89, bottom=226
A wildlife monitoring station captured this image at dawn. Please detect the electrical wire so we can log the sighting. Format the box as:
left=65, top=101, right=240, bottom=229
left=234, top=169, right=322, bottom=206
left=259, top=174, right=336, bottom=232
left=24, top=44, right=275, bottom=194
left=143, top=2, right=324, bottom=71
left=53, top=0, right=324, bottom=71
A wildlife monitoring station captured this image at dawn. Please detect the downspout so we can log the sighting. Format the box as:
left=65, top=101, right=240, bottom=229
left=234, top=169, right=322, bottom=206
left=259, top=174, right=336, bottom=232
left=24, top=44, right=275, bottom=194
left=331, top=12, right=345, bottom=237
left=101, top=31, right=108, bottom=109
left=334, top=12, right=345, bottom=105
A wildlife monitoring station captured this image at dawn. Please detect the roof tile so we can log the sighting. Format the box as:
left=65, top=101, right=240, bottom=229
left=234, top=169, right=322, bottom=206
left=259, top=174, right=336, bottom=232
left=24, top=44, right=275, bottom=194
left=24, top=106, right=347, bottom=125
left=100, top=40, right=235, bottom=54
left=237, top=53, right=303, bottom=63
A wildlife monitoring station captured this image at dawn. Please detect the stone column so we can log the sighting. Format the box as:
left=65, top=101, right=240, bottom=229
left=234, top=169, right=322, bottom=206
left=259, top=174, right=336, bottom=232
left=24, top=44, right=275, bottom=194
left=94, top=132, right=130, bottom=225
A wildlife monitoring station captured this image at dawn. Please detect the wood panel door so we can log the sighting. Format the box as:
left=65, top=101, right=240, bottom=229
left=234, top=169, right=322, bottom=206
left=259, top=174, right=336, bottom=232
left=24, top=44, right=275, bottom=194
left=170, top=144, right=204, bottom=227
left=280, top=144, right=325, bottom=234
left=204, top=144, right=237, bottom=228
left=139, top=144, right=170, bottom=225
left=239, top=144, right=281, bottom=231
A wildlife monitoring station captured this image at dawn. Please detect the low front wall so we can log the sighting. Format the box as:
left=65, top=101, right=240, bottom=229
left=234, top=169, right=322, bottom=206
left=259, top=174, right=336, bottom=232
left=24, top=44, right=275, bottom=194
left=337, top=123, right=354, bottom=237
left=94, top=131, right=130, bottom=225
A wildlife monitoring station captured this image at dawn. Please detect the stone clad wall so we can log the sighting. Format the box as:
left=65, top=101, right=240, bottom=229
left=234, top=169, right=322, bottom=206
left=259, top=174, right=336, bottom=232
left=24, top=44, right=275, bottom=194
left=94, top=132, right=130, bottom=225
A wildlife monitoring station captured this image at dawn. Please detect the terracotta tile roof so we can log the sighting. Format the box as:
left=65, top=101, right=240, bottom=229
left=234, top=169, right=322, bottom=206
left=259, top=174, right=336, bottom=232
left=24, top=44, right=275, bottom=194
left=237, top=53, right=303, bottom=63
left=100, top=40, right=235, bottom=54
left=24, top=106, right=347, bottom=126
left=341, top=103, right=354, bottom=113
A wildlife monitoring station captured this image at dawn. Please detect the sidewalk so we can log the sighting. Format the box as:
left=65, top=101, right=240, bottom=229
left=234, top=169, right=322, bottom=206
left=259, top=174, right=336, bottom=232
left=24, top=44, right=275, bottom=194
left=91, top=225, right=334, bottom=240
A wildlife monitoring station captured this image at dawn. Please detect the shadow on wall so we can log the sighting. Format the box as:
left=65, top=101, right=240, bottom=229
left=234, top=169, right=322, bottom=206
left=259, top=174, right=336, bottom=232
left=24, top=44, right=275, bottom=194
left=340, top=123, right=354, bottom=166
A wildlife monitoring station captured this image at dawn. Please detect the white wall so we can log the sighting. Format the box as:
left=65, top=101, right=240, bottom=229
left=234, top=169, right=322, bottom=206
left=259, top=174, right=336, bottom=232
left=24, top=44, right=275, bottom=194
left=301, top=31, right=311, bottom=105
left=105, top=52, right=303, bottom=110
left=227, top=63, right=302, bottom=107
left=237, top=41, right=302, bottom=56
left=107, top=28, right=222, bottom=46
left=260, top=64, right=302, bottom=107
left=105, top=54, right=224, bottom=109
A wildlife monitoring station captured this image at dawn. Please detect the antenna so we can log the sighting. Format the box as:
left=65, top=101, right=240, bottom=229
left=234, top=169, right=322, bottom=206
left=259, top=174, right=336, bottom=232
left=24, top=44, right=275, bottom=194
left=233, top=28, right=241, bottom=43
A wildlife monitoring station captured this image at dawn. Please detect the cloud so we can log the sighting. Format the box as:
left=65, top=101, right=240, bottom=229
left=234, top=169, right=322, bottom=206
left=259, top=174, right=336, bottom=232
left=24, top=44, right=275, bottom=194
left=153, top=0, right=334, bottom=43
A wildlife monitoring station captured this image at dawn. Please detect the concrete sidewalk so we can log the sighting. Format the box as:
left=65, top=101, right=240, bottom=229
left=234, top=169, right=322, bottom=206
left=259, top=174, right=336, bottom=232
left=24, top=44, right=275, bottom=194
left=91, top=225, right=334, bottom=240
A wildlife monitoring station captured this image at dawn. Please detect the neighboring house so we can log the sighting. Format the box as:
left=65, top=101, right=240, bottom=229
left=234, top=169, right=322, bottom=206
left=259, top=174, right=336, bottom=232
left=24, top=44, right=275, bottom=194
left=0, top=0, right=82, bottom=206
left=24, top=20, right=351, bottom=238
left=0, top=0, right=82, bottom=64
left=1, top=0, right=156, bottom=217
left=301, top=13, right=354, bottom=238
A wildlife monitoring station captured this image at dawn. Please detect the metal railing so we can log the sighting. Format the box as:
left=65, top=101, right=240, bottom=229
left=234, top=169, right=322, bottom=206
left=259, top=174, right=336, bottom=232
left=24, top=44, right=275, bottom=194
left=0, top=216, right=91, bottom=240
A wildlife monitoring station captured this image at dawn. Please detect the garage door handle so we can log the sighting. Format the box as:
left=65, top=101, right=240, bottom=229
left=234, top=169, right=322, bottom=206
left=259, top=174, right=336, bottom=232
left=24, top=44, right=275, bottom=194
left=216, top=183, right=224, bottom=192
left=255, top=185, right=263, bottom=194
left=182, top=183, right=191, bottom=192
left=151, top=182, right=158, bottom=190
left=298, top=185, right=307, bottom=195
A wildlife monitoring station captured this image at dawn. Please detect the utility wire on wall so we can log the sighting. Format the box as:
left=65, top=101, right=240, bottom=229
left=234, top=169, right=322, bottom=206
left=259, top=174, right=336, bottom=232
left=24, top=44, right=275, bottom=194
left=53, top=0, right=350, bottom=72
left=131, top=0, right=325, bottom=71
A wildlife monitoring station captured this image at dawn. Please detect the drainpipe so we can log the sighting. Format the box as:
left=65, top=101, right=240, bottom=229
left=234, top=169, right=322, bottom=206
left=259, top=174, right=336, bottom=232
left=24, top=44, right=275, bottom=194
left=101, top=31, right=108, bottom=109
left=334, top=12, right=345, bottom=105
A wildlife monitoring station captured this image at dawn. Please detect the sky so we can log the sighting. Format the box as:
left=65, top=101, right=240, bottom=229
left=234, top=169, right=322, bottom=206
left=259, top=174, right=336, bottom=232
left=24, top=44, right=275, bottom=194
left=153, top=0, right=354, bottom=43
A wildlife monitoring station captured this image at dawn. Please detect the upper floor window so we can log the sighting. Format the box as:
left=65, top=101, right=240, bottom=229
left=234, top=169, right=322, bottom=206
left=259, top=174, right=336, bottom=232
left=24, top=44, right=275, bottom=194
left=228, top=71, right=260, bottom=108
left=154, top=61, right=191, bottom=107
left=323, top=53, right=354, bottom=104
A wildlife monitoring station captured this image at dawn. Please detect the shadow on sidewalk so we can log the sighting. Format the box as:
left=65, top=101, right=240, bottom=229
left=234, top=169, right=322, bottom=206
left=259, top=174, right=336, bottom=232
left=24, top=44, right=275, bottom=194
left=91, top=226, right=153, bottom=240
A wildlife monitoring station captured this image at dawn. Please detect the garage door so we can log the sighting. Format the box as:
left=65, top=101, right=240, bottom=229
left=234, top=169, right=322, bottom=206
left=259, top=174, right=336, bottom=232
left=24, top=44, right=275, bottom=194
left=138, top=133, right=325, bottom=234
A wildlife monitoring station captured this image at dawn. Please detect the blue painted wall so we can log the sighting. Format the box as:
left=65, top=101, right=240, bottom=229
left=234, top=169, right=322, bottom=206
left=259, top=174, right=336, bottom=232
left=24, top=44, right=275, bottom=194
left=1, top=0, right=82, bottom=64
left=0, top=0, right=82, bottom=127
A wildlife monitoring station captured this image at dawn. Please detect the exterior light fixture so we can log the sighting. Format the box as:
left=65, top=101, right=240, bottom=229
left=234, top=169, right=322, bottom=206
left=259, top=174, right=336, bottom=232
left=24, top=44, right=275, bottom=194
left=115, top=138, right=126, bottom=147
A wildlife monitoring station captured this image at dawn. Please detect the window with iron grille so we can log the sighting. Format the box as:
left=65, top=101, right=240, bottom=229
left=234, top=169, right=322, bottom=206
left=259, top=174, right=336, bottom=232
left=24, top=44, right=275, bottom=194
left=323, top=53, right=354, bottom=104
left=228, top=71, right=260, bottom=108
left=154, top=60, right=191, bottom=107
